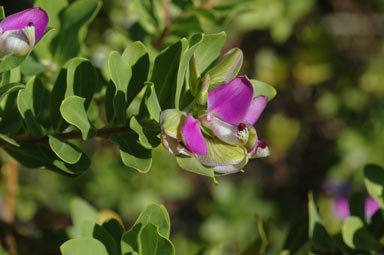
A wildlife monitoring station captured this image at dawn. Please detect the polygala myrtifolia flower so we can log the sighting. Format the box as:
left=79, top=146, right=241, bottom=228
left=160, top=76, right=270, bottom=174
left=332, top=195, right=380, bottom=221
left=0, top=7, right=48, bottom=57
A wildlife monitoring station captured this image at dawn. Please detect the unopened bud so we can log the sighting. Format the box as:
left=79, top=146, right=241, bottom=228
left=189, top=54, right=201, bottom=96
left=196, top=74, right=210, bottom=105
left=204, top=48, right=243, bottom=89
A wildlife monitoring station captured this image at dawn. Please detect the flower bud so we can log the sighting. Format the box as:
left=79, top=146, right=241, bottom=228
left=0, top=7, right=48, bottom=57
left=203, top=48, right=243, bottom=89
left=189, top=54, right=201, bottom=96
left=196, top=74, right=210, bottom=105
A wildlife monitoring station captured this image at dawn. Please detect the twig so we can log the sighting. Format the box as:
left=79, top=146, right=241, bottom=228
left=0, top=125, right=133, bottom=146
left=152, top=0, right=171, bottom=49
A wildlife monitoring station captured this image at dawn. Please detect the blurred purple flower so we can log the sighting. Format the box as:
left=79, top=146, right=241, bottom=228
left=0, top=7, right=48, bottom=56
left=332, top=195, right=380, bottom=220
left=365, top=196, right=380, bottom=219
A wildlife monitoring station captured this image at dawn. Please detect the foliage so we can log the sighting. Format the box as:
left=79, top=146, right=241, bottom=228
left=1, top=0, right=384, bottom=254
left=61, top=198, right=174, bottom=255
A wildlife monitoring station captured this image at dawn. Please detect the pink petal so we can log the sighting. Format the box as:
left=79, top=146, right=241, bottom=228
left=245, top=96, right=268, bottom=125
left=181, top=114, right=207, bottom=155
left=0, top=8, right=49, bottom=41
left=332, top=196, right=350, bottom=220
left=207, top=76, right=253, bottom=125
left=365, top=196, right=380, bottom=219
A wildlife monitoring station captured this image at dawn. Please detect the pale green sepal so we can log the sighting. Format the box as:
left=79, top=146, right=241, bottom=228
left=176, top=156, right=217, bottom=183
left=196, top=136, right=247, bottom=167
left=213, top=153, right=248, bottom=174
left=250, top=79, right=277, bottom=101
left=204, top=48, right=243, bottom=89
left=160, top=109, right=186, bottom=138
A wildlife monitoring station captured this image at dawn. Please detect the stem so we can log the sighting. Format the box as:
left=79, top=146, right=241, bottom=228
left=2, top=125, right=133, bottom=146
left=152, top=0, right=171, bottom=49
left=2, top=157, right=19, bottom=255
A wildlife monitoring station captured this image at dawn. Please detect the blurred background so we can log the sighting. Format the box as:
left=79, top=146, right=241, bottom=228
left=1, top=0, right=384, bottom=254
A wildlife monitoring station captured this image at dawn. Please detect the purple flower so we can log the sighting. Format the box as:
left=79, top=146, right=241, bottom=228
left=160, top=76, right=269, bottom=174
left=332, top=195, right=380, bottom=220
left=0, top=7, right=48, bottom=56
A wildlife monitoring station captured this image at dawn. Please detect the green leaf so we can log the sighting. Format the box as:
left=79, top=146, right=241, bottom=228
left=50, top=69, right=68, bottom=130
left=110, top=133, right=152, bottom=173
left=52, top=0, right=101, bottom=65
left=0, top=134, right=20, bottom=147
left=122, top=42, right=150, bottom=106
left=92, top=224, right=118, bottom=255
left=60, top=238, right=109, bottom=255
left=134, top=203, right=171, bottom=238
left=20, top=56, right=46, bottom=76
left=250, top=79, right=277, bottom=101
left=68, top=198, right=100, bottom=239
left=48, top=135, right=82, bottom=164
left=0, top=55, right=28, bottom=73
left=105, top=81, right=116, bottom=124
left=4, top=143, right=89, bottom=175
left=282, top=214, right=309, bottom=253
left=308, top=192, right=336, bottom=252
left=34, top=0, right=68, bottom=59
left=342, top=216, right=382, bottom=251
left=102, top=219, right=124, bottom=252
left=364, top=164, right=384, bottom=209
left=176, top=157, right=216, bottom=180
left=174, top=34, right=204, bottom=109
left=121, top=223, right=142, bottom=254
left=139, top=223, right=175, bottom=255
left=130, top=0, right=165, bottom=35
left=121, top=203, right=172, bottom=254
left=138, top=82, right=162, bottom=125
left=4, top=144, right=52, bottom=169
left=17, top=77, right=47, bottom=136
left=65, top=58, right=97, bottom=109
left=51, top=154, right=90, bottom=175
left=151, top=39, right=188, bottom=109
left=130, top=116, right=160, bottom=149
left=60, top=96, right=96, bottom=140
left=0, top=83, right=24, bottom=99
left=194, top=32, right=226, bottom=74
left=349, top=192, right=365, bottom=220
left=108, top=51, right=132, bottom=124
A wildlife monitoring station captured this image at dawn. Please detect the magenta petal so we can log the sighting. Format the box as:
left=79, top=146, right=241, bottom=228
left=207, top=77, right=253, bottom=125
left=0, top=8, right=49, bottom=41
left=332, top=196, right=350, bottom=220
left=365, top=196, right=380, bottom=219
left=245, top=96, right=268, bottom=125
left=181, top=114, right=207, bottom=155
